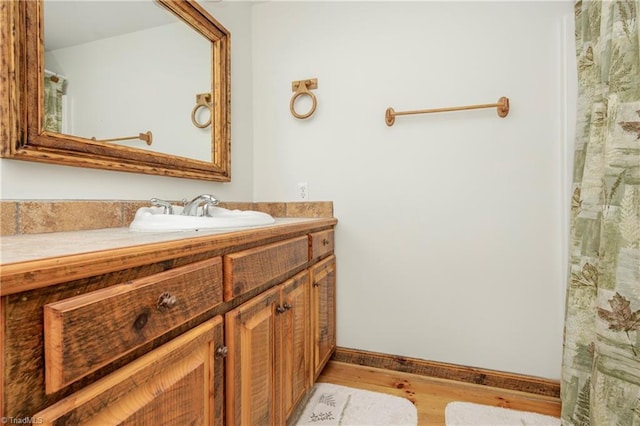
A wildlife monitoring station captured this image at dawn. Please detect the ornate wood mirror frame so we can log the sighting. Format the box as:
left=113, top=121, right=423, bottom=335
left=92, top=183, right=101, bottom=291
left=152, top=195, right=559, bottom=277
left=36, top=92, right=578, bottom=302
left=0, top=0, right=231, bottom=181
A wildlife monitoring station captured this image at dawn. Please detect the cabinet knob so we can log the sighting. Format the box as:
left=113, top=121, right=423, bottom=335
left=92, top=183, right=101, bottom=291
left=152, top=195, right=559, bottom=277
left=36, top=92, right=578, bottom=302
left=283, top=302, right=292, bottom=310
left=276, top=305, right=287, bottom=314
left=313, top=281, right=320, bottom=287
left=157, top=291, right=177, bottom=311
left=322, top=238, right=330, bottom=246
left=215, top=346, right=228, bottom=358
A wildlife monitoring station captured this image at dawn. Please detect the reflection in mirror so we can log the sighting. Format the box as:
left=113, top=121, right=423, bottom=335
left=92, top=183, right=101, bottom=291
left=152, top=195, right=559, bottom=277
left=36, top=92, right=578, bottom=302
left=44, top=1, right=213, bottom=161
left=0, top=0, right=230, bottom=181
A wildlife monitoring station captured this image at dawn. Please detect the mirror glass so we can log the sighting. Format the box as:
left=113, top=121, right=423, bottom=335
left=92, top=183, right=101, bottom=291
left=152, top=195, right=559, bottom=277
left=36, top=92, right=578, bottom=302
left=43, top=0, right=213, bottom=161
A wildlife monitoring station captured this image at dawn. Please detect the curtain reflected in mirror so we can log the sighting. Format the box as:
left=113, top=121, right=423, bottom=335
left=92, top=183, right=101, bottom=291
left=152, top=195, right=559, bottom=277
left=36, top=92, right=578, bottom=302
left=43, top=74, right=66, bottom=133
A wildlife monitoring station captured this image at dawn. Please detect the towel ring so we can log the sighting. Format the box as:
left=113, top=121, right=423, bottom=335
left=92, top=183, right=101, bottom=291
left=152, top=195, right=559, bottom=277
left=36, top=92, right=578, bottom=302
left=290, top=78, right=318, bottom=119
left=191, top=93, right=212, bottom=129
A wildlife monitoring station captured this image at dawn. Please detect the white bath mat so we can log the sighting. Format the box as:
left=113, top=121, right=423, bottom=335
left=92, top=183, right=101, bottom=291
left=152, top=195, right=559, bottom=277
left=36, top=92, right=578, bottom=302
left=295, top=382, right=417, bottom=425
left=445, top=401, right=560, bottom=426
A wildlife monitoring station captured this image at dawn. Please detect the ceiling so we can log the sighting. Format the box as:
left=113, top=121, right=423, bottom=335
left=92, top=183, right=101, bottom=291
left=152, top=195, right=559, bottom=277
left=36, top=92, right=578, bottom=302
left=44, top=1, right=180, bottom=51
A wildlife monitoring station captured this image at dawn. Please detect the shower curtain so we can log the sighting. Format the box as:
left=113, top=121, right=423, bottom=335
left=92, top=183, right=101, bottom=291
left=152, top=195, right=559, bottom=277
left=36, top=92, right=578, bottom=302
left=561, top=1, right=640, bottom=425
left=44, top=75, right=65, bottom=132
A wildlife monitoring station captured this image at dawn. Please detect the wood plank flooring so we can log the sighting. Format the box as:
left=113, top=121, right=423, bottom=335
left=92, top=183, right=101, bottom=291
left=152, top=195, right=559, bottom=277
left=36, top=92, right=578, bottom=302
left=317, top=361, right=561, bottom=425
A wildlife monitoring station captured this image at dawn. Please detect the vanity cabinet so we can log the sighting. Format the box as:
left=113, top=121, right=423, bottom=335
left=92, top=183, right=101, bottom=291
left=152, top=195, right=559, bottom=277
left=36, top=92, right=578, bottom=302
left=0, top=218, right=337, bottom=425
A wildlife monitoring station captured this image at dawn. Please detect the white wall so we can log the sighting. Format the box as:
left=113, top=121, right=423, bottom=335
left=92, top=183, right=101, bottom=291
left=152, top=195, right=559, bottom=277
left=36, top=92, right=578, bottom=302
left=251, top=1, right=573, bottom=379
left=0, top=3, right=254, bottom=201
left=1, top=0, right=574, bottom=380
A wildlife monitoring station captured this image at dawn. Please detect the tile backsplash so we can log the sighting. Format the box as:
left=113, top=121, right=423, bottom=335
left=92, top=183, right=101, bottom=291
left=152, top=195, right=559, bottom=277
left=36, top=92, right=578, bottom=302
left=0, top=200, right=333, bottom=236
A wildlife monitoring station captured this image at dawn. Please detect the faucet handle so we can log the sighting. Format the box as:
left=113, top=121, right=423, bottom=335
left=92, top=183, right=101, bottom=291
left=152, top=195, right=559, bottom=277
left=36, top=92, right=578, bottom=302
left=150, top=198, right=174, bottom=215
left=202, top=199, right=219, bottom=217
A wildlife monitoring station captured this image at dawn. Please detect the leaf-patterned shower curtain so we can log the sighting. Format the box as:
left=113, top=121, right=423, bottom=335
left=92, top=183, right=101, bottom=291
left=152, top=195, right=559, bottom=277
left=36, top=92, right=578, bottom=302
left=44, top=75, right=65, bottom=132
left=561, top=1, right=640, bottom=425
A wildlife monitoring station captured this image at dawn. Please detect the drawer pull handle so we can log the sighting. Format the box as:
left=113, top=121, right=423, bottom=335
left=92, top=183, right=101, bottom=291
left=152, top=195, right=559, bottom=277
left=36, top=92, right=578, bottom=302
left=322, top=238, right=330, bottom=246
left=215, top=346, right=228, bottom=359
left=157, top=291, right=177, bottom=312
left=276, top=305, right=287, bottom=314
left=283, top=303, right=292, bottom=310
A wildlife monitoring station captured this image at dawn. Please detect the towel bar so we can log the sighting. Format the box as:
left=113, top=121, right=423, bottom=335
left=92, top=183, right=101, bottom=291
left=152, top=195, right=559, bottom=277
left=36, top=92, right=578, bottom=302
left=385, top=97, right=510, bottom=126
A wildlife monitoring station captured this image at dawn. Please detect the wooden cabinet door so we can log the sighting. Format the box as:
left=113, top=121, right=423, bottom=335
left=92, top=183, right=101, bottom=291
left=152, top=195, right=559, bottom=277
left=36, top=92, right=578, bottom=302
left=225, top=286, right=280, bottom=426
left=311, top=255, right=336, bottom=380
left=34, top=317, right=225, bottom=426
left=279, top=271, right=310, bottom=420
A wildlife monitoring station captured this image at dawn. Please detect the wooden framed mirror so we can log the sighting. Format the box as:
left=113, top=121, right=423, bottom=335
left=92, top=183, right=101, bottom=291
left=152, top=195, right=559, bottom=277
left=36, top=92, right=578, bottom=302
left=0, top=0, right=231, bottom=181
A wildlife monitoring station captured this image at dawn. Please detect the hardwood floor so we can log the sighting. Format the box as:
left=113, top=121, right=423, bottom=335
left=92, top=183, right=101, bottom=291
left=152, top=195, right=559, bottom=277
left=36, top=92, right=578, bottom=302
left=317, top=361, right=561, bottom=425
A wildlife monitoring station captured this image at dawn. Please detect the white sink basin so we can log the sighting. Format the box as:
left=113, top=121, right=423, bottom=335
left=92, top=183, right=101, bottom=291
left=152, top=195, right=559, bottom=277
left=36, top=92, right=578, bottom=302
left=129, top=206, right=275, bottom=232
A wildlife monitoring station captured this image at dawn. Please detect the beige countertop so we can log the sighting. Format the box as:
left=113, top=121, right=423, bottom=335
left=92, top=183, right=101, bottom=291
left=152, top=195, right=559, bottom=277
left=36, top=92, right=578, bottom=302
left=0, top=217, right=337, bottom=296
left=0, top=218, right=320, bottom=265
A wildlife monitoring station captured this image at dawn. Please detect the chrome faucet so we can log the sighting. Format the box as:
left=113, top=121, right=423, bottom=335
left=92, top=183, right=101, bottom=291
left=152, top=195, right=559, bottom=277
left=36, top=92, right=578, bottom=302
left=182, top=194, right=220, bottom=216
left=150, top=198, right=174, bottom=214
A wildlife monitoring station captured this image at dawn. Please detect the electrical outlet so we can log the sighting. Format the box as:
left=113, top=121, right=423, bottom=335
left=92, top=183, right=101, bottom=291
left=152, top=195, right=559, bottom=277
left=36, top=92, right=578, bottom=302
left=298, top=182, right=309, bottom=201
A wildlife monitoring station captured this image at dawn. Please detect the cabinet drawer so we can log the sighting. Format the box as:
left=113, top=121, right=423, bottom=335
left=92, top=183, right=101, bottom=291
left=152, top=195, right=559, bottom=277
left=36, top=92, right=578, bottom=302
left=224, top=236, right=308, bottom=300
left=44, top=257, right=223, bottom=394
left=309, top=229, right=334, bottom=261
